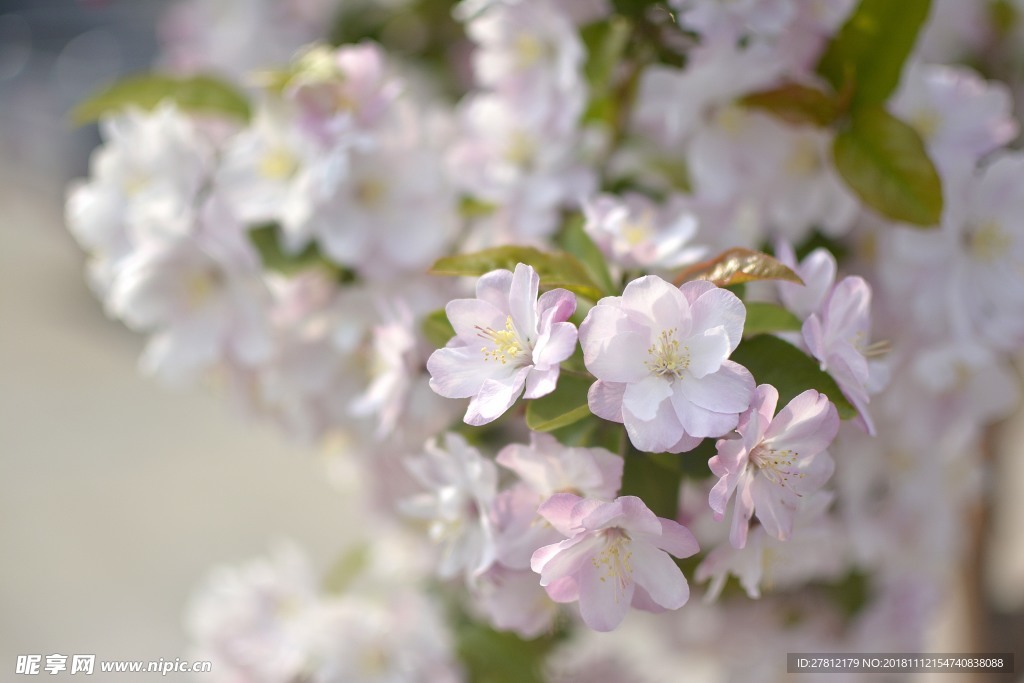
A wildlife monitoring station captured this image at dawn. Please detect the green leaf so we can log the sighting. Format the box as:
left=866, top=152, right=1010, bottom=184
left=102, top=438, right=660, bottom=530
left=557, top=216, right=617, bottom=296
left=548, top=414, right=602, bottom=447
left=71, top=73, right=251, bottom=125
left=730, top=334, right=857, bottom=419
left=248, top=224, right=345, bottom=277
left=619, top=440, right=715, bottom=519
left=743, top=302, right=803, bottom=337
left=741, top=82, right=840, bottom=127
left=526, top=374, right=593, bottom=432
left=675, top=248, right=804, bottom=288
left=621, top=451, right=683, bottom=519
left=583, top=16, right=632, bottom=90
left=817, top=0, right=932, bottom=107
left=833, top=106, right=943, bottom=226
left=422, top=309, right=455, bottom=349
left=455, top=616, right=563, bottom=683
left=431, top=247, right=605, bottom=300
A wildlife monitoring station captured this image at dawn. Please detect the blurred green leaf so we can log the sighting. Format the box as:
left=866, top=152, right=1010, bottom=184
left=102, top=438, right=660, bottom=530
left=72, top=73, right=251, bottom=125
left=731, top=334, right=857, bottom=420
left=431, top=247, right=605, bottom=300
left=557, top=216, right=617, bottom=297
left=743, top=302, right=803, bottom=337
left=833, top=106, right=943, bottom=226
left=526, top=374, right=593, bottom=432
left=581, top=16, right=633, bottom=128
left=455, top=615, right=563, bottom=683
left=817, top=0, right=931, bottom=108
left=741, top=82, right=840, bottom=127
left=249, top=224, right=347, bottom=278
left=422, top=309, right=456, bottom=349
left=675, top=248, right=804, bottom=287
left=822, top=570, right=871, bottom=618
left=621, top=451, right=682, bottom=519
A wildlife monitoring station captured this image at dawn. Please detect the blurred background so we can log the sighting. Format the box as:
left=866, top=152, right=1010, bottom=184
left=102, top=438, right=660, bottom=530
left=0, top=0, right=352, bottom=673
left=0, top=1, right=1022, bottom=681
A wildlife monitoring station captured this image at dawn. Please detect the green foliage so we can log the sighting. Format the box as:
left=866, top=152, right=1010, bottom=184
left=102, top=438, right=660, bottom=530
left=248, top=224, right=348, bottom=278
left=823, top=570, right=872, bottom=618
left=620, top=439, right=714, bottom=519
left=817, top=0, right=932, bottom=108
left=454, top=615, right=565, bottom=683
left=741, top=82, right=840, bottom=128
left=731, top=335, right=857, bottom=419
left=71, top=74, right=251, bottom=125
left=581, top=16, right=633, bottom=128
left=422, top=309, right=456, bottom=349
left=833, top=107, right=943, bottom=226
left=743, top=302, right=803, bottom=337
left=526, top=374, right=594, bottom=432
left=556, top=216, right=617, bottom=297
left=431, top=247, right=605, bottom=300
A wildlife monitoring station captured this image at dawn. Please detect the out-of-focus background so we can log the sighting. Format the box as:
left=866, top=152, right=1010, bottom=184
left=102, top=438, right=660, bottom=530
left=1, top=1, right=1023, bottom=681
left=0, top=0, right=352, bottom=673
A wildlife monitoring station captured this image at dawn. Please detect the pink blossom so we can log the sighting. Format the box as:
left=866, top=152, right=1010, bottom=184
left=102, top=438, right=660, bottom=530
left=582, top=193, right=707, bottom=271
left=531, top=494, right=699, bottom=632
left=427, top=264, right=578, bottom=425
left=579, top=276, right=755, bottom=453
left=708, top=384, right=838, bottom=549
left=473, top=565, right=559, bottom=638
left=492, top=433, right=623, bottom=568
left=774, top=241, right=837, bottom=320
left=400, top=433, right=498, bottom=580
left=802, top=276, right=877, bottom=434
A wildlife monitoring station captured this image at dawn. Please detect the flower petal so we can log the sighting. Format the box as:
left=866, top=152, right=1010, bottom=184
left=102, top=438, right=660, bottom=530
left=676, top=360, right=755, bottom=414
left=446, top=298, right=507, bottom=341
left=588, top=380, right=626, bottom=423
left=476, top=268, right=513, bottom=311
left=532, top=321, right=578, bottom=369
left=464, top=367, right=529, bottom=425
left=623, top=397, right=685, bottom=453
left=579, top=304, right=650, bottom=383
left=622, top=275, right=691, bottom=333
left=684, top=328, right=731, bottom=379
left=688, top=286, right=746, bottom=351
left=671, top=390, right=741, bottom=439
left=427, top=346, right=506, bottom=398
left=763, top=389, right=839, bottom=456
left=630, top=539, right=689, bottom=610
left=509, top=263, right=540, bottom=340
left=623, top=375, right=673, bottom=421
left=577, top=554, right=634, bottom=632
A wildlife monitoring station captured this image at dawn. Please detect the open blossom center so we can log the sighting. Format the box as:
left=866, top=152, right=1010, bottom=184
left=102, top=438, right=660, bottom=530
left=645, top=328, right=691, bottom=379
left=622, top=210, right=655, bottom=247
left=749, top=443, right=804, bottom=489
left=259, top=147, right=299, bottom=181
left=477, top=316, right=530, bottom=365
left=592, top=528, right=633, bottom=590
left=968, top=221, right=1012, bottom=263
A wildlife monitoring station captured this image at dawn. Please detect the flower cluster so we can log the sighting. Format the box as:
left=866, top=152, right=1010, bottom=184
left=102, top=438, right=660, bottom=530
left=64, top=0, right=1024, bottom=680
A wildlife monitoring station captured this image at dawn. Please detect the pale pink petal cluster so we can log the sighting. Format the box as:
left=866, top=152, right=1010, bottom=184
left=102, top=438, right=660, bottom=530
left=492, top=432, right=623, bottom=568
left=580, top=276, right=755, bottom=453
left=582, top=193, right=707, bottom=271
left=708, top=384, right=838, bottom=549
left=803, top=276, right=878, bottom=434
left=427, top=263, right=578, bottom=425
left=400, top=433, right=498, bottom=580
left=531, top=494, right=699, bottom=631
